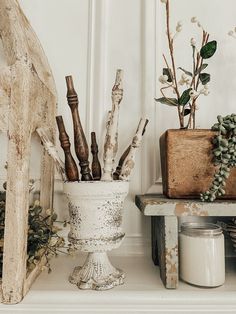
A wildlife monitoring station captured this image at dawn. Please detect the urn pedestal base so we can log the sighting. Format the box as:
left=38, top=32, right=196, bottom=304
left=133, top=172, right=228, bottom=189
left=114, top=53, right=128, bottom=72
left=69, top=252, right=124, bottom=290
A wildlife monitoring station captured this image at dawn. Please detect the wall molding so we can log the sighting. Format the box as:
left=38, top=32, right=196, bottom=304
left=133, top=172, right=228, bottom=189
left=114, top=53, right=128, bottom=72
left=85, top=0, right=109, bottom=141
left=141, top=0, right=156, bottom=194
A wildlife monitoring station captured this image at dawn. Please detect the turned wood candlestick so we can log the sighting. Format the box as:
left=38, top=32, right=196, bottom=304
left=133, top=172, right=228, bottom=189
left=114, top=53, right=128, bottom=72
left=65, top=75, right=92, bottom=181
left=56, top=115, right=79, bottom=182
left=91, top=132, right=101, bottom=181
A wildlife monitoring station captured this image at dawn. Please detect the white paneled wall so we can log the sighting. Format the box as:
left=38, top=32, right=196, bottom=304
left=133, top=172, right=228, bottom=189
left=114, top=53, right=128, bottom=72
left=1, top=0, right=236, bottom=255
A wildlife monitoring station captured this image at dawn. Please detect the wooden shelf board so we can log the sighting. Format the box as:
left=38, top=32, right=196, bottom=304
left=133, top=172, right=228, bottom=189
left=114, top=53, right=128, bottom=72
left=135, top=194, right=236, bottom=217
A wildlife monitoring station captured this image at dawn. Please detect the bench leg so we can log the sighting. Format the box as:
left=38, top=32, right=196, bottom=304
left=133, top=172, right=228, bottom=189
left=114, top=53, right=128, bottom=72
left=154, top=216, right=178, bottom=289
left=151, top=217, right=159, bottom=265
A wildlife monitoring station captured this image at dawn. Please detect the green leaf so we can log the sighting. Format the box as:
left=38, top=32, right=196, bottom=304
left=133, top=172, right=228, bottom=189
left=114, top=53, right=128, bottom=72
left=184, top=108, right=191, bottom=116
left=163, top=68, right=172, bottom=83
left=199, top=73, right=210, bottom=85
left=200, top=41, right=217, bottom=59
left=52, top=213, right=58, bottom=221
left=178, top=88, right=192, bottom=105
left=178, top=67, right=192, bottom=77
left=195, top=63, right=208, bottom=75
left=155, top=97, right=178, bottom=106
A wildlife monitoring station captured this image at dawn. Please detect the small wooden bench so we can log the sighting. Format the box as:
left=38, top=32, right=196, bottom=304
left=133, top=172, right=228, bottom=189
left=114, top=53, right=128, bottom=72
left=135, top=194, right=236, bottom=289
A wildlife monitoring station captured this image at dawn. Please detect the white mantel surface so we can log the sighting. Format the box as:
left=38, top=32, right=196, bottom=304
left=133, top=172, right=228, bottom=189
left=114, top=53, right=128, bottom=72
left=0, top=254, right=236, bottom=313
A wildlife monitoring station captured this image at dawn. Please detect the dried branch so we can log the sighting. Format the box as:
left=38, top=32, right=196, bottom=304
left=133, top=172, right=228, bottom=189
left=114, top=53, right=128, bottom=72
left=165, top=0, right=184, bottom=128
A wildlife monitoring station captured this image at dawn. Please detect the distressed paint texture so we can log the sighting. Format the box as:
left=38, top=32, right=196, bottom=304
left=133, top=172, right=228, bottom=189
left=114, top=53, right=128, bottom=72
left=64, top=181, right=129, bottom=290
left=174, top=203, right=208, bottom=217
left=135, top=194, right=236, bottom=289
left=0, top=0, right=56, bottom=304
left=102, top=70, right=123, bottom=181
left=157, top=216, right=178, bottom=289
left=120, top=118, right=147, bottom=181
left=36, top=128, right=66, bottom=181
left=135, top=194, right=236, bottom=217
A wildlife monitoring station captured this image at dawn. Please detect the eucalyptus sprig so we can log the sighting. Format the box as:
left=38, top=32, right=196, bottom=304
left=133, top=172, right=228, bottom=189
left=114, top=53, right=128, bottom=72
left=201, top=114, right=236, bottom=202
left=156, top=0, right=217, bottom=129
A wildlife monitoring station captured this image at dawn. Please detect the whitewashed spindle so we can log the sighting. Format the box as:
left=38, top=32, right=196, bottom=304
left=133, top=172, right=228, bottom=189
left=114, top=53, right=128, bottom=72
left=119, top=118, right=148, bottom=181
left=102, top=70, right=124, bottom=181
left=36, top=128, right=67, bottom=181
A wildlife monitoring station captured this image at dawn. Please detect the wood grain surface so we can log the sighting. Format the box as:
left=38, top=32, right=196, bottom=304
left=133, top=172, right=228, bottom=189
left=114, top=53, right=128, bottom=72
left=160, top=129, right=236, bottom=199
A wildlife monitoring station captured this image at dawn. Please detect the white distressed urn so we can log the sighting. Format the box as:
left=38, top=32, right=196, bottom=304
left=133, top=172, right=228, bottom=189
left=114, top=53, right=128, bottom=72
left=63, top=180, right=129, bottom=290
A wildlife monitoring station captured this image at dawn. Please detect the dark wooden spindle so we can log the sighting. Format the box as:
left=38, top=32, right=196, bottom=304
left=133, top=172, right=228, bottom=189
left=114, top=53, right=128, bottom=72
left=113, top=119, right=149, bottom=180
left=65, top=75, right=92, bottom=181
left=91, top=132, right=102, bottom=181
left=56, top=115, right=79, bottom=182
left=113, top=145, right=131, bottom=180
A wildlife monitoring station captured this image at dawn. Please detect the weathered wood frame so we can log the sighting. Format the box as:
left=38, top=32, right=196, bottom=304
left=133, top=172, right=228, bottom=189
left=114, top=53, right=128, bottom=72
left=0, top=0, right=57, bottom=304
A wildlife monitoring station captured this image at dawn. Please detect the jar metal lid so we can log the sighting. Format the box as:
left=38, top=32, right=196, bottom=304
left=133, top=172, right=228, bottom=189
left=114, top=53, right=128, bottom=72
left=180, top=222, right=223, bottom=237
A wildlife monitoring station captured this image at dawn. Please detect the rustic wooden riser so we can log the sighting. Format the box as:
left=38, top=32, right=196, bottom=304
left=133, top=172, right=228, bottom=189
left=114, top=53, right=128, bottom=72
left=135, top=194, right=236, bottom=289
left=160, top=129, right=236, bottom=199
left=0, top=0, right=56, bottom=304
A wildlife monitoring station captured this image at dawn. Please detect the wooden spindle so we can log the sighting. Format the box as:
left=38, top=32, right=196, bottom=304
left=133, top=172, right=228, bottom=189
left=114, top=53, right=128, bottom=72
left=36, top=127, right=67, bottom=182
left=102, top=69, right=124, bottom=181
left=113, top=120, right=148, bottom=180
left=113, top=146, right=131, bottom=180
left=56, top=115, right=79, bottom=182
left=91, top=132, right=102, bottom=181
left=120, top=118, right=149, bottom=181
left=65, top=75, right=92, bottom=181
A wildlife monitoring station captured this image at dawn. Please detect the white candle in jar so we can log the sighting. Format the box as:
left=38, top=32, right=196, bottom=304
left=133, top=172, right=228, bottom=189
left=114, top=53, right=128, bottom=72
left=179, top=223, right=225, bottom=287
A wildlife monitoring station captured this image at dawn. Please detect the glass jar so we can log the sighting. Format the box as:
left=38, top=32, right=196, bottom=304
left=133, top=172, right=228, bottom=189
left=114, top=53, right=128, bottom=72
left=179, top=222, right=225, bottom=287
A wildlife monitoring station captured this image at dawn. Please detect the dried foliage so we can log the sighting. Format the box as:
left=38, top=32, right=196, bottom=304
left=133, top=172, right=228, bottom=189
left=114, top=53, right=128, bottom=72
left=0, top=191, right=72, bottom=276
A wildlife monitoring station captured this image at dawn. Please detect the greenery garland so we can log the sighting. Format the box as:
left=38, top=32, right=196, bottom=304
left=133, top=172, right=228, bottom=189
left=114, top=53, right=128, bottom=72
left=201, top=114, right=236, bottom=202
left=0, top=191, right=71, bottom=276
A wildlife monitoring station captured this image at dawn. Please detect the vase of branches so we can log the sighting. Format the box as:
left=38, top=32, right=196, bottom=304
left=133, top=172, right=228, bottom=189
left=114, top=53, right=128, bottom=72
left=156, top=0, right=228, bottom=198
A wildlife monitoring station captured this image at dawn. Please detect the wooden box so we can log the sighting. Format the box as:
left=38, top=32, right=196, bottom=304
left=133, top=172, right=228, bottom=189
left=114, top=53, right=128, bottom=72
left=0, top=0, right=57, bottom=304
left=160, top=129, right=236, bottom=199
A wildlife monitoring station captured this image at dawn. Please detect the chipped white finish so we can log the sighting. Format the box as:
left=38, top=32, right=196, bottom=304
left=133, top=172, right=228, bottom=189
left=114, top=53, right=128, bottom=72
left=0, top=66, right=11, bottom=132
left=136, top=195, right=236, bottom=217
left=102, top=70, right=123, bottom=181
left=63, top=181, right=129, bottom=290
left=0, top=0, right=56, bottom=304
left=69, top=252, right=124, bottom=291
left=120, top=118, right=147, bottom=181
left=36, top=128, right=67, bottom=182
left=159, top=216, right=178, bottom=289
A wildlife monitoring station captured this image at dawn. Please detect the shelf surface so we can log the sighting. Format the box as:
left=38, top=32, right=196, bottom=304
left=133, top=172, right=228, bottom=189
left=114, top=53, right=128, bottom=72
left=0, top=254, right=236, bottom=313
left=136, top=194, right=236, bottom=217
